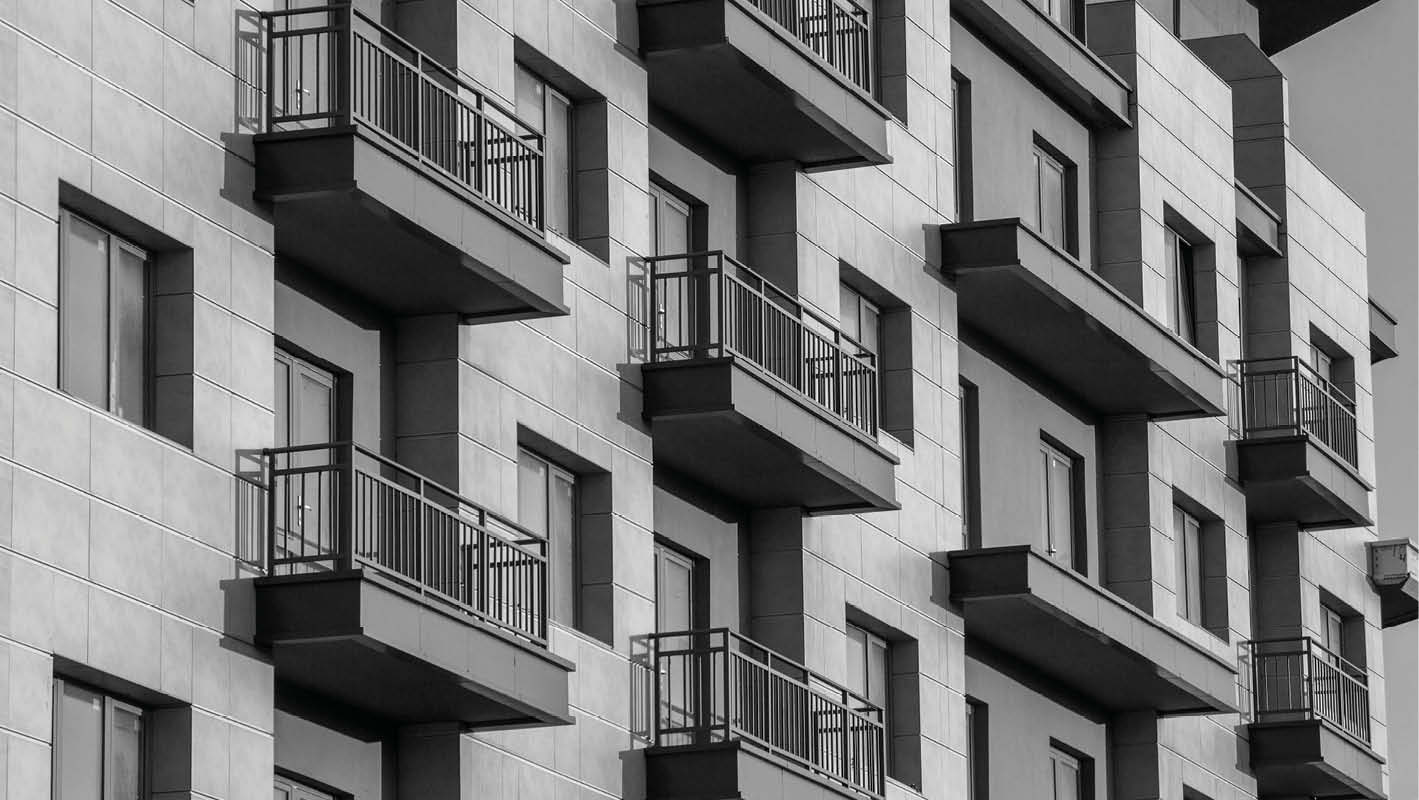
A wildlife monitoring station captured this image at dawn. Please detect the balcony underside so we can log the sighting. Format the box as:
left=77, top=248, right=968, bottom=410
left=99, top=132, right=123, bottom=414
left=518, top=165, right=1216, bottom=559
left=948, top=546, right=1238, bottom=715
left=1377, top=577, right=1418, bottom=628
left=254, top=571, right=573, bottom=731
left=1232, top=437, right=1372, bottom=529
left=646, top=741, right=864, bottom=800
left=951, top=0, right=1131, bottom=128
left=1250, top=720, right=1384, bottom=800
left=942, top=220, right=1227, bottom=419
left=255, top=127, right=567, bottom=320
left=642, top=358, right=898, bottom=514
left=638, top=0, right=891, bottom=169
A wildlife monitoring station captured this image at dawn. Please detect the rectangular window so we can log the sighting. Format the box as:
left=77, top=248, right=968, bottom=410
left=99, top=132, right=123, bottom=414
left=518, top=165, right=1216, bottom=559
left=1310, top=343, right=1334, bottom=384
left=952, top=73, right=973, bottom=223
left=1174, top=505, right=1203, bottom=625
left=274, top=775, right=336, bottom=800
left=60, top=211, right=151, bottom=426
left=839, top=283, right=881, bottom=357
left=1164, top=226, right=1196, bottom=343
left=515, top=65, right=575, bottom=237
left=1035, top=0, right=1074, bottom=32
left=1040, top=440, right=1077, bottom=569
left=1032, top=145, right=1069, bottom=252
left=966, top=699, right=988, bottom=800
left=1321, top=603, right=1346, bottom=657
left=846, top=623, right=889, bottom=711
left=654, top=542, right=697, bottom=633
left=1049, top=748, right=1083, bottom=800
left=53, top=678, right=146, bottom=800
left=960, top=381, right=980, bottom=548
left=518, top=448, right=578, bottom=626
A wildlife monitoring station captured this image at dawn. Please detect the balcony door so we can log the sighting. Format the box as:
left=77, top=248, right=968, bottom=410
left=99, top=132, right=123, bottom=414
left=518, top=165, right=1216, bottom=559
left=273, top=350, right=338, bottom=567
left=651, top=183, right=695, bottom=356
left=655, top=542, right=700, bottom=743
left=1040, top=440, right=1077, bottom=570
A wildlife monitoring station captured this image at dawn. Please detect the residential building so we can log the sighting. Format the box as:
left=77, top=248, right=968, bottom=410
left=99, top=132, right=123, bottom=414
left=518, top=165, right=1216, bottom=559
left=0, top=1, right=1410, bottom=799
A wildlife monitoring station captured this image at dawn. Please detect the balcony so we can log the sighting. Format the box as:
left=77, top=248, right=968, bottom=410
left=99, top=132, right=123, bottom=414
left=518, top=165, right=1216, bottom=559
left=644, top=629, right=885, bottom=799
left=1236, top=182, right=1283, bottom=257
left=253, top=443, right=573, bottom=729
left=1369, top=539, right=1418, bottom=628
left=642, top=252, right=898, bottom=514
left=947, top=546, right=1238, bottom=715
left=1227, top=358, right=1372, bottom=529
left=1244, top=638, right=1383, bottom=799
left=1370, top=299, right=1398, bottom=364
left=255, top=6, right=567, bottom=320
left=950, top=0, right=1131, bottom=128
left=637, top=0, right=891, bottom=169
left=940, top=219, right=1227, bottom=419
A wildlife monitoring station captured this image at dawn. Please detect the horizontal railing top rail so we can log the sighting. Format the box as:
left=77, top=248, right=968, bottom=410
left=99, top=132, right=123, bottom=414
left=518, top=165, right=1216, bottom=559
left=646, top=251, right=880, bottom=437
left=260, top=4, right=546, bottom=231
left=1227, top=356, right=1359, bottom=468
left=263, top=441, right=549, bottom=644
left=746, top=0, right=874, bottom=92
left=1245, top=636, right=1371, bottom=746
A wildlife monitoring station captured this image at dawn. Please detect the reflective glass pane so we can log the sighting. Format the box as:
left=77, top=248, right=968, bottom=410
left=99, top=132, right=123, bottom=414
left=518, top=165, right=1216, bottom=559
left=1042, top=445, right=1074, bottom=566
left=61, top=215, right=111, bottom=409
left=1164, top=229, right=1180, bottom=332
left=549, top=469, right=577, bottom=625
left=840, top=284, right=861, bottom=341
left=273, top=357, right=291, bottom=448
left=108, top=702, right=144, bottom=800
left=1052, top=755, right=1080, bottom=800
left=518, top=451, right=549, bottom=537
left=656, top=547, right=693, bottom=633
left=866, top=636, right=888, bottom=707
left=55, top=682, right=103, bottom=800
left=1183, top=515, right=1202, bottom=623
left=514, top=66, right=544, bottom=134
left=845, top=625, right=867, bottom=696
left=1041, top=159, right=1066, bottom=248
left=113, top=246, right=147, bottom=424
left=545, top=91, right=573, bottom=235
left=860, top=301, right=880, bottom=356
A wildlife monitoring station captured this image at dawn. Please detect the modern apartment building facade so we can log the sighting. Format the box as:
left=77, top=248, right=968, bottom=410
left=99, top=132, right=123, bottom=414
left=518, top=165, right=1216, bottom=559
left=0, top=0, right=1412, bottom=799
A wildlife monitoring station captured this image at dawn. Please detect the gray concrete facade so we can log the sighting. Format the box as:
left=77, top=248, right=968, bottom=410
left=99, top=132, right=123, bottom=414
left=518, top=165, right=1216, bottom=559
left=0, top=2, right=1405, bottom=800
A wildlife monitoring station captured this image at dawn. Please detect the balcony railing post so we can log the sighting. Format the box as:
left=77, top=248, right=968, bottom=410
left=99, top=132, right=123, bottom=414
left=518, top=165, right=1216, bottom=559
left=476, top=509, right=489, bottom=617
left=336, top=5, right=352, bottom=127
left=264, top=450, right=277, bottom=573
left=335, top=444, right=354, bottom=570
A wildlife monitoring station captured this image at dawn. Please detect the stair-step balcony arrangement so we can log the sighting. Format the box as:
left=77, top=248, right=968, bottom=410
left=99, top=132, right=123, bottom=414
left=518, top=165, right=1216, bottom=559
left=255, top=5, right=567, bottom=319
left=1227, top=357, right=1372, bottom=529
left=1244, top=637, right=1384, bottom=800
left=641, top=251, right=898, bottom=514
left=940, top=219, right=1228, bottom=419
left=644, top=628, right=886, bottom=799
left=253, top=442, right=573, bottom=729
left=636, top=0, right=891, bottom=169
left=1368, top=539, right=1418, bottom=628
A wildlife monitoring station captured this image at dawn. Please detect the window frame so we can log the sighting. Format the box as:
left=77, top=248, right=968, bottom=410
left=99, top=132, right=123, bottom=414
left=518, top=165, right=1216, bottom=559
left=839, top=282, right=881, bottom=359
left=653, top=539, right=699, bottom=634
left=58, top=209, right=154, bottom=427
left=1030, top=142, right=1073, bottom=254
left=1164, top=225, right=1196, bottom=344
left=517, top=447, right=580, bottom=628
left=965, top=698, right=989, bottom=800
left=1039, top=437, right=1081, bottom=571
left=1173, top=504, right=1203, bottom=626
left=1049, top=746, right=1084, bottom=800
left=52, top=677, right=148, bottom=800
left=960, top=380, right=981, bottom=548
left=515, top=64, right=576, bottom=238
left=951, top=71, right=973, bottom=223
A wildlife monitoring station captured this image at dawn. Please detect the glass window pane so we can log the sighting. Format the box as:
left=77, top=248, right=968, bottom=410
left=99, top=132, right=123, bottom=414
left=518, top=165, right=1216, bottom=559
left=1042, top=445, right=1074, bottom=566
left=295, top=370, right=333, bottom=447
left=55, top=682, right=104, bottom=800
left=866, top=636, right=888, bottom=707
left=657, top=192, right=691, bottom=257
left=549, top=469, right=576, bottom=625
left=1053, top=756, right=1080, bottom=800
left=514, top=66, right=544, bottom=134
left=1184, top=515, right=1202, bottom=623
left=1164, top=229, right=1180, bottom=332
left=860, top=300, right=880, bottom=356
left=113, top=246, right=147, bottom=425
left=656, top=546, right=693, bottom=633
left=545, top=90, right=573, bottom=236
left=839, top=284, right=861, bottom=341
left=845, top=625, right=867, bottom=696
left=1032, top=152, right=1043, bottom=234
left=61, top=215, right=111, bottom=409
left=1041, top=159, right=1066, bottom=248
left=517, top=450, right=549, bottom=537
left=108, top=702, right=144, bottom=800
left=274, top=357, right=291, bottom=448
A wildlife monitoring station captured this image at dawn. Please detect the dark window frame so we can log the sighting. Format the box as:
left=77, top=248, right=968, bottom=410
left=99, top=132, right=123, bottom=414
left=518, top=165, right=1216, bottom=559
left=951, top=70, right=974, bottom=223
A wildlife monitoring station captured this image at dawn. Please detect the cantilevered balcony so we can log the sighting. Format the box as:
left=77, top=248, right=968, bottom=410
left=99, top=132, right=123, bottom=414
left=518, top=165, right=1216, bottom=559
left=637, top=0, right=891, bottom=169
left=1369, top=539, right=1418, bottom=628
left=1227, top=357, right=1372, bottom=529
left=940, top=219, right=1227, bottom=419
left=642, top=252, right=898, bottom=514
left=255, top=5, right=566, bottom=319
left=1370, top=299, right=1398, bottom=364
left=1245, top=637, right=1383, bottom=799
left=644, top=629, right=885, bottom=800
left=253, top=443, right=573, bottom=729
left=947, top=546, right=1238, bottom=715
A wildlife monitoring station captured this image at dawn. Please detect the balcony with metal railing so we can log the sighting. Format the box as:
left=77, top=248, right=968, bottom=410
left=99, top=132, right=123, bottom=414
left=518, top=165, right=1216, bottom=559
left=636, top=0, right=891, bottom=169
left=644, top=629, right=886, bottom=799
left=252, top=442, right=573, bottom=729
left=1242, top=637, right=1384, bottom=799
left=1226, top=357, right=1372, bottom=529
left=254, top=4, right=566, bottom=320
left=641, top=252, right=898, bottom=514
left=1368, top=538, right=1418, bottom=628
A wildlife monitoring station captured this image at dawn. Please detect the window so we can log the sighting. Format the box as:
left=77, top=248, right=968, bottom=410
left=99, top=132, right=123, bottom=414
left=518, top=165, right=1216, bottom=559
left=1049, top=748, right=1083, bottom=800
left=1174, top=505, right=1203, bottom=625
left=272, top=350, right=339, bottom=560
left=846, top=623, right=889, bottom=712
left=52, top=679, right=146, bottom=800
left=59, top=211, right=150, bottom=425
left=518, top=448, right=578, bottom=626
left=1039, top=440, right=1077, bottom=569
left=839, top=283, right=881, bottom=358
left=1032, top=145, right=1069, bottom=251
left=965, top=699, right=988, bottom=800
left=650, top=181, right=692, bottom=258
left=273, top=350, right=337, bottom=449
left=1310, top=343, right=1334, bottom=384
left=952, top=73, right=973, bottom=222
left=1164, top=226, right=1196, bottom=343
left=1320, top=603, right=1347, bottom=658
left=1034, top=0, right=1075, bottom=30
left=960, top=381, right=980, bottom=548
left=654, top=542, right=696, bottom=634
left=515, top=65, right=574, bottom=237
left=274, top=775, right=336, bottom=800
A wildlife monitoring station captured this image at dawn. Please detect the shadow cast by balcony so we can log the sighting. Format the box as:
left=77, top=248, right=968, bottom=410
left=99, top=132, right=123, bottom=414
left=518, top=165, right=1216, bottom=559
left=637, top=0, right=891, bottom=169
left=940, top=219, right=1227, bottom=419
left=252, top=443, right=573, bottom=731
left=642, top=252, right=898, bottom=514
left=947, top=546, right=1238, bottom=715
left=254, top=6, right=567, bottom=320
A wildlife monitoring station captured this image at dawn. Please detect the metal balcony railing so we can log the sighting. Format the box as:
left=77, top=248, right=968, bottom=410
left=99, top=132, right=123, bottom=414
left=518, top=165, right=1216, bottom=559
left=1245, top=637, right=1371, bottom=746
left=1227, top=357, right=1359, bottom=468
left=261, top=4, right=545, bottom=231
left=264, top=442, right=548, bottom=645
left=750, top=0, right=873, bottom=92
left=647, top=628, right=886, bottom=798
left=647, top=252, right=879, bottom=437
